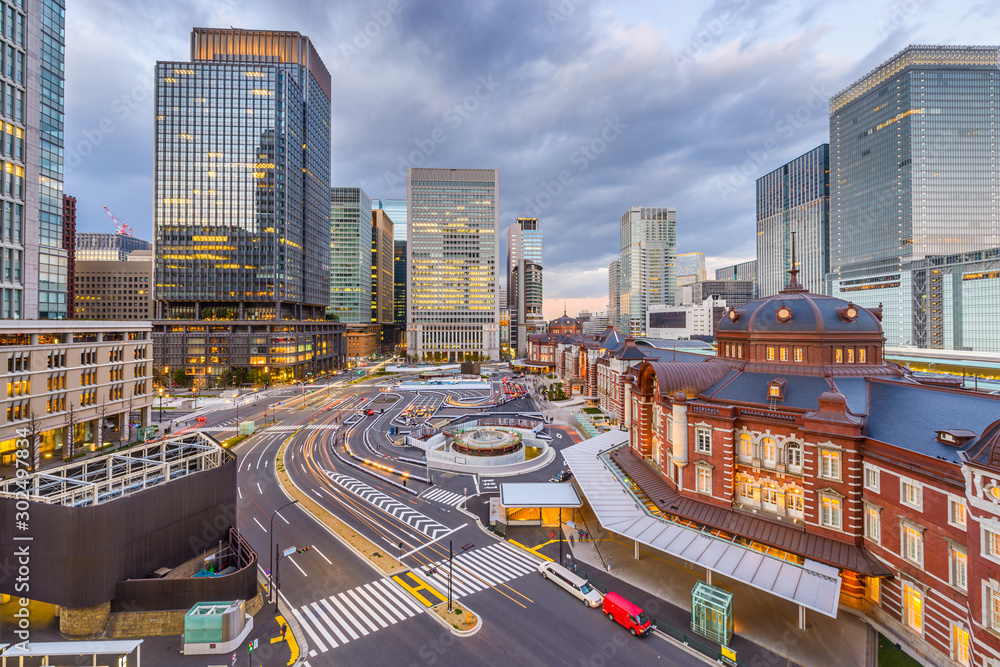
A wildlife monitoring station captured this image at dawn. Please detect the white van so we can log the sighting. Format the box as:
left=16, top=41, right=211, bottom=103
left=538, top=561, right=603, bottom=608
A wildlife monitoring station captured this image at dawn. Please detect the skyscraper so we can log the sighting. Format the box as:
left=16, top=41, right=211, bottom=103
left=371, top=209, right=394, bottom=325
left=393, top=239, right=407, bottom=336
left=608, top=259, right=620, bottom=331
left=676, top=252, right=707, bottom=287
left=756, top=145, right=830, bottom=297
left=506, top=218, right=543, bottom=355
left=829, top=45, right=1000, bottom=348
left=617, top=206, right=677, bottom=336
left=373, top=198, right=407, bottom=242
left=329, top=187, right=372, bottom=322
left=76, top=233, right=151, bottom=262
left=153, top=29, right=343, bottom=384
left=406, top=168, right=499, bottom=361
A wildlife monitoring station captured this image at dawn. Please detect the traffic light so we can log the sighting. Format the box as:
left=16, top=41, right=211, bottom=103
left=297, top=545, right=312, bottom=554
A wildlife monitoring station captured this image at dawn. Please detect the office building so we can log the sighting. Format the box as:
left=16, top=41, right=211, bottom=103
left=829, top=45, right=1000, bottom=349
left=506, top=218, right=543, bottom=356
left=75, top=250, right=154, bottom=321
left=676, top=252, right=707, bottom=287
left=152, top=29, right=343, bottom=384
left=608, top=259, right=620, bottom=332
left=715, top=259, right=757, bottom=283
left=582, top=311, right=610, bottom=336
left=616, top=206, right=677, bottom=336
left=76, top=233, right=151, bottom=262
left=371, top=209, right=394, bottom=324
left=688, top=279, right=754, bottom=309
left=373, top=198, right=407, bottom=242
left=63, top=195, right=77, bottom=318
left=328, top=187, right=372, bottom=323
left=757, top=145, right=830, bottom=297
left=647, top=297, right=727, bottom=340
left=393, top=240, right=407, bottom=345
left=406, top=168, right=499, bottom=361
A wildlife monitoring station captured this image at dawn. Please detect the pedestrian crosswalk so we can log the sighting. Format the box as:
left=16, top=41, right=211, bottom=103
left=289, top=578, right=425, bottom=655
left=202, top=424, right=338, bottom=433
left=420, top=541, right=541, bottom=600
left=329, top=472, right=452, bottom=539
left=419, top=487, right=466, bottom=507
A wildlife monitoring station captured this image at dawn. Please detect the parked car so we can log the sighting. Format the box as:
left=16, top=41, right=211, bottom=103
left=365, top=409, right=376, bottom=416
left=603, top=591, right=654, bottom=637
left=549, top=470, right=573, bottom=483
left=538, top=562, right=603, bottom=608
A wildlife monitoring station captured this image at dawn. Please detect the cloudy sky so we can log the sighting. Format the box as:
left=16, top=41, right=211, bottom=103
left=66, top=0, right=1000, bottom=319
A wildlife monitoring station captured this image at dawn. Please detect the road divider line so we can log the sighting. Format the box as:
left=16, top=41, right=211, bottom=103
left=399, top=523, right=467, bottom=559
left=253, top=517, right=266, bottom=532
left=288, top=557, right=308, bottom=577
left=313, top=546, right=332, bottom=565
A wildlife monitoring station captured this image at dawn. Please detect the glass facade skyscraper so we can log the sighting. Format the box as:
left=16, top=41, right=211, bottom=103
left=373, top=198, right=407, bottom=242
left=329, top=187, right=371, bottom=322
left=506, top=217, right=543, bottom=355
left=406, top=168, right=499, bottom=361
left=154, top=29, right=331, bottom=322
left=756, top=145, right=829, bottom=297
left=616, top=206, right=676, bottom=336
left=829, top=45, right=1000, bottom=349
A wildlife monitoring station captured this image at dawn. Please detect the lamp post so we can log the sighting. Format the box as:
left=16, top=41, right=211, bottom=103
left=158, top=387, right=164, bottom=422
left=269, top=499, right=299, bottom=609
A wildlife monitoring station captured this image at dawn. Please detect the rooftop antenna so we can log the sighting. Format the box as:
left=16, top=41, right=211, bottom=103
left=782, top=231, right=807, bottom=293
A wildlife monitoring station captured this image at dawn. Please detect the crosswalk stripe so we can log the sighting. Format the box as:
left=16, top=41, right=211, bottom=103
left=315, top=599, right=351, bottom=645
left=482, top=545, right=537, bottom=573
left=347, top=588, right=388, bottom=630
left=495, top=543, right=543, bottom=568
left=461, top=551, right=511, bottom=584
left=291, top=606, right=329, bottom=653
left=337, top=591, right=375, bottom=635
left=373, top=578, right=422, bottom=616
left=302, top=603, right=335, bottom=651
left=357, top=583, right=406, bottom=623
left=324, top=595, right=362, bottom=640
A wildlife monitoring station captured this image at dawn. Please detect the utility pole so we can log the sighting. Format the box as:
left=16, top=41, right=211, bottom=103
left=448, top=540, right=454, bottom=612
left=559, top=506, right=564, bottom=565
left=269, top=500, right=298, bottom=608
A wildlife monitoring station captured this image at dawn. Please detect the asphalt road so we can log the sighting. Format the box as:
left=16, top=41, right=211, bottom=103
left=199, top=369, right=704, bottom=666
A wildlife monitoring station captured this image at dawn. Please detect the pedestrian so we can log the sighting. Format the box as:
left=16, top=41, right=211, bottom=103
left=280, top=622, right=286, bottom=640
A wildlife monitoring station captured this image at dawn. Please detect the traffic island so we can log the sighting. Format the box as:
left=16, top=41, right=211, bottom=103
left=274, top=434, right=408, bottom=577
left=429, top=602, right=481, bottom=637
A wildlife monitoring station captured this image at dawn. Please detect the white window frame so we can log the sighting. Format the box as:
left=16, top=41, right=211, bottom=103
left=865, top=576, right=880, bottom=604
left=990, top=585, right=1000, bottom=632
left=761, top=484, right=778, bottom=511
left=950, top=544, right=968, bottom=591
left=900, top=478, right=923, bottom=512
left=863, top=463, right=880, bottom=493
left=865, top=505, right=881, bottom=544
left=903, top=582, right=923, bottom=634
left=736, top=476, right=754, bottom=505
left=762, top=437, right=776, bottom=467
left=785, top=442, right=802, bottom=472
left=820, top=449, right=841, bottom=481
left=786, top=487, right=804, bottom=519
left=949, top=498, right=967, bottom=530
left=952, top=623, right=971, bottom=667
left=984, top=528, right=1000, bottom=564
left=737, top=433, right=752, bottom=461
left=696, top=465, right=712, bottom=495
left=820, top=493, right=842, bottom=530
left=901, top=522, right=924, bottom=567
left=695, top=427, right=711, bottom=454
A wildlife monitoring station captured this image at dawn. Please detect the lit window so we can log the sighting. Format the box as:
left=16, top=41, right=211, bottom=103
left=821, top=495, right=841, bottom=529
left=695, top=427, right=711, bottom=454
left=793, top=347, right=803, bottom=362
left=865, top=506, right=881, bottom=544
left=901, top=480, right=922, bottom=510
left=859, top=348, right=867, bottom=363
left=987, top=531, right=1000, bottom=559
left=949, top=499, right=967, bottom=529
left=736, top=345, right=742, bottom=358
left=761, top=485, right=778, bottom=507
left=762, top=437, right=776, bottom=466
left=951, top=546, right=967, bottom=591
left=737, top=476, right=753, bottom=503
left=902, top=524, right=923, bottom=565
left=786, top=443, right=802, bottom=470
left=864, top=464, right=880, bottom=492
left=952, top=625, right=970, bottom=666
left=768, top=385, right=781, bottom=397
left=835, top=348, right=843, bottom=363
left=903, top=583, right=923, bottom=633
left=738, top=434, right=752, bottom=460
left=779, top=347, right=788, bottom=362
left=766, top=346, right=775, bottom=361
left=697, top=467, right=712, bottom=494
left=820, top=450, right=841, bottom=480
left=866, top=577, right=880, bottom=604
left=991, top=588, right=1000, bottom=631
left=846, top=348, right=855, bottom=363
left=786, top=488, right=804, bottom=517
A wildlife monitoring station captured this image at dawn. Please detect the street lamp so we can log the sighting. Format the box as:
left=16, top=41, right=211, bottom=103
left=269, top=499, right=299, bottom=610
left=158, top=387, right=164, bottom=422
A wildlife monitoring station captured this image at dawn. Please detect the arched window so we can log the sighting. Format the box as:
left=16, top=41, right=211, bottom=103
left=738, top=433, right=752, bottom=460
left=786, top=487, right=804, bottom=518
left=762, top=437, right=776, bottom=466
left=786, top=442, right=802, bottom=471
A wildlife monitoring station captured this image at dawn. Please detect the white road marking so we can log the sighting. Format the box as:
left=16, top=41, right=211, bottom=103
left=253, top=517, right=266, bottom=532
left=289, top=557, right=308, bottom=577
left=313, top=546, right=333, bottom=565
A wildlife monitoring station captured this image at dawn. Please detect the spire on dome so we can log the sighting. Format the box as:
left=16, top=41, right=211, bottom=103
left=781, top=231, right=807, bottom=293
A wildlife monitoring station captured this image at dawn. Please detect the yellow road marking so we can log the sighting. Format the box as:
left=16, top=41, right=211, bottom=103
left=393, top=572, right=447, bottom=607
left=273, top=614, right=298, bottom=665
left=508, top=539, right=554, bottom=562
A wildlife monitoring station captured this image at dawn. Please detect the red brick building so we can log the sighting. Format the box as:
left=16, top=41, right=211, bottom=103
left=613, top=271, right=1000, bottom=666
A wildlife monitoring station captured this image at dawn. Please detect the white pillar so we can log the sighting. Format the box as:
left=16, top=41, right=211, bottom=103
left=706, top=569, right=712, bottom=586
left=623, top=382, right=632, bottom=427
left=635, top=539, right=639, bottom=560
left=798, top=604, right=806, bottom=630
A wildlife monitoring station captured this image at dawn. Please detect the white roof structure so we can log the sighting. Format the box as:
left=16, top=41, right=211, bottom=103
left=500, top=482, right=582, bottom=507
left=562, top=430, right=842, bottom=618
left=0, top=639, right=142, bottom=657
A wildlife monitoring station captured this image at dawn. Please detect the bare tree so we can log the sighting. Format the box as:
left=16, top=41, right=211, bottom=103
left=64, top=402, right=77, bottom=461
left=125, top=391, right=136, bottom=446
left=96, top=396, right=109, bottom=451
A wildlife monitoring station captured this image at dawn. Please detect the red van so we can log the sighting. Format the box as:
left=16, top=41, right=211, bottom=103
left=603, top=591, right=653, bottom=637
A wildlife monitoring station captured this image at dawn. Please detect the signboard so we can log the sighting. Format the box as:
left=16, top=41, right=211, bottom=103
left=721, top=646, right=738, bottom=666
left=283, top=546, right=296, bottom=557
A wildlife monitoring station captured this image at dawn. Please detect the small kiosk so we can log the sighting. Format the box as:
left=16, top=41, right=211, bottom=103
left=690, top=580, right=733, bottom=646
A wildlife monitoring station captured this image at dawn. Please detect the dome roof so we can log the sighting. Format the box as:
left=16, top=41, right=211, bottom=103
left=718, top=290, right=883, bottom=336
left=550, top=315, right=578, bottom=326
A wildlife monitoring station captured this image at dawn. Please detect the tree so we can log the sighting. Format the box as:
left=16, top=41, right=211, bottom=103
left=432, top=351, right=442, bottom=363
left=64, top=402, right=77, bottom=461
left=24, top=410, right=40, bottom=472
left=96, top=398, right=109, bottom=450
left=124, top=392, right=136, bottom=446
left=233, top=367, right=249, bottom=387
left=219, top=369, right=233, bottom=388
left=152, top=366, right=166, bottom=389
left=172, top=367, right=188, bottom=388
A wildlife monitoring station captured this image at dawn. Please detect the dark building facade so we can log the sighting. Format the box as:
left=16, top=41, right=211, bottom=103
left=690, top=279, right=755, bottom=309
left=394, top=240, right=407, bottom=347
left=62, top=195, right=76, bottom=319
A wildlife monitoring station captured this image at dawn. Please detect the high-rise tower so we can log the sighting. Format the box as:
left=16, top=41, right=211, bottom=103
left=616, top=206, right=676, bottom=336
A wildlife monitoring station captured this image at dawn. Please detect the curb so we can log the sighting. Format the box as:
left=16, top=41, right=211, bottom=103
left=425, top=603, right=484, bottom=638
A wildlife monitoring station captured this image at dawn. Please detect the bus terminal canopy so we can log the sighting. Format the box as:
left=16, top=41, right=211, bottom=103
left=500, top=482, right=583, bottom=508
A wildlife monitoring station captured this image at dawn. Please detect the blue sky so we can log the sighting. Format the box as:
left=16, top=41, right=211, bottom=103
left=65, top=0, right=1000, bottom=318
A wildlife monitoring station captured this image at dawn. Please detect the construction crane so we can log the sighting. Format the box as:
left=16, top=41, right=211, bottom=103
left=103, top=205, right=134, bottom=237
